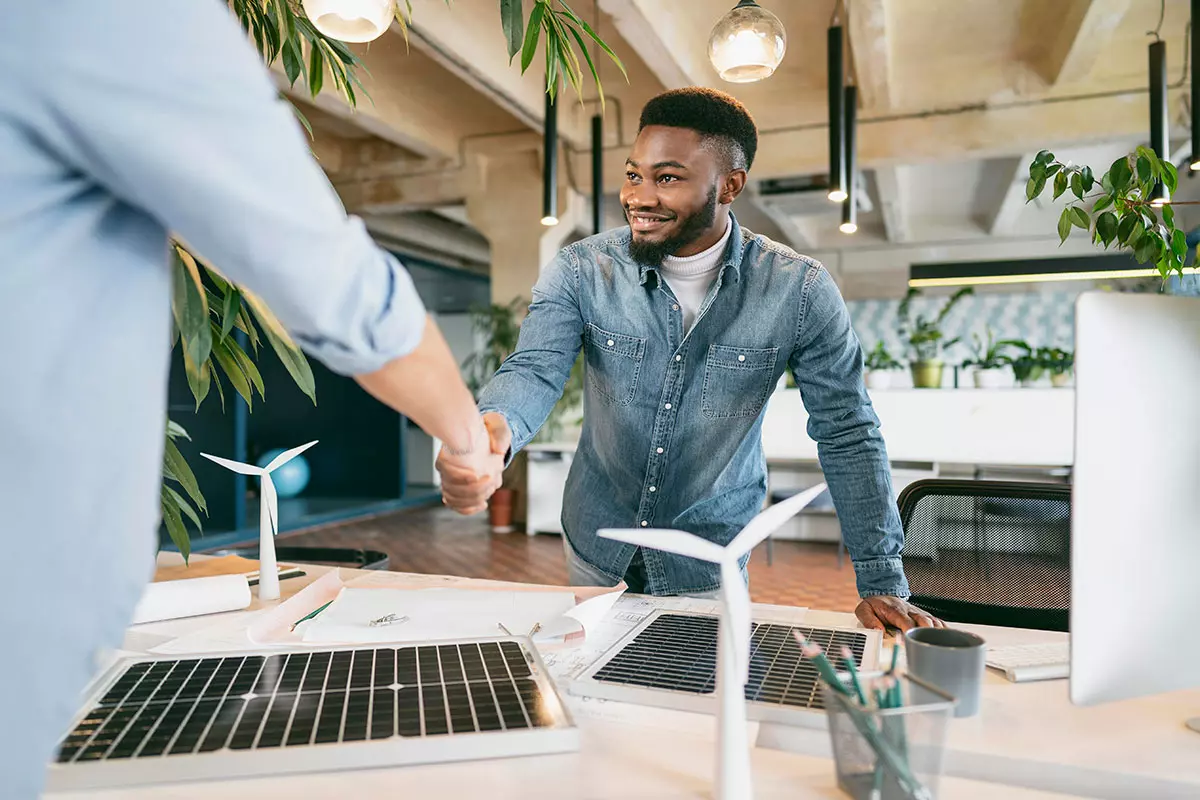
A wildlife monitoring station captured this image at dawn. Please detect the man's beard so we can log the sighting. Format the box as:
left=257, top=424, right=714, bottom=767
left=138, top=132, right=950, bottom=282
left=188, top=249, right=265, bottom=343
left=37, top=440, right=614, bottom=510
left=627, top=185, right=719, bottom=267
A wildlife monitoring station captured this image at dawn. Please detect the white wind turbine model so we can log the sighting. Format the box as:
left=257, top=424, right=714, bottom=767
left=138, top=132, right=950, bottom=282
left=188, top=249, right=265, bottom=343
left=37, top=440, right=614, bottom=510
left=598, top=482, right=829, bottom=800
left=201, top=441, right=318, bottom=601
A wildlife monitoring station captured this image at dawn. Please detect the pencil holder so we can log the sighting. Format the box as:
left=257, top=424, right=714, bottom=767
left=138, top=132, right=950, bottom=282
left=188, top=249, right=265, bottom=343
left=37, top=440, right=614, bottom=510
left=822, top=672, right=956, bottom=800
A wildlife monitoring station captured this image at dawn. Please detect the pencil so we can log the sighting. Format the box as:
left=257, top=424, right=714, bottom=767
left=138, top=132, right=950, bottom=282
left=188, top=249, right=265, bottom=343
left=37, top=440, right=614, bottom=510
left=291, top=600, right=332, bottom=631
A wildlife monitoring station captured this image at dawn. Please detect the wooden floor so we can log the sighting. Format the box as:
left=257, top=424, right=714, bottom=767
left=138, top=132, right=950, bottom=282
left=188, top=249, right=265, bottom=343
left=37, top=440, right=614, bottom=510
left=271, top=503, right=863, bottom=612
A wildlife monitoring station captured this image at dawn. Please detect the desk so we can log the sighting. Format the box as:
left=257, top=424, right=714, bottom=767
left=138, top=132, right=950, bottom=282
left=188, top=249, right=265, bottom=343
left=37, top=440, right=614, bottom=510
left=46, top=562, right=1191, bottom=799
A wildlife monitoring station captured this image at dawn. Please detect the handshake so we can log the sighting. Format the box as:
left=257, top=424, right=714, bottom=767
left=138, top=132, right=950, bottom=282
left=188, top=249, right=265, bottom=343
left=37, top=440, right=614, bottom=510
left=435, top=411, right=512, bottom=515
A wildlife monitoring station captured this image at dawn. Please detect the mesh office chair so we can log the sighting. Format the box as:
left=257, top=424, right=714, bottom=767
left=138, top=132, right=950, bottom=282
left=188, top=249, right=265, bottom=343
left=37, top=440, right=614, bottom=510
left=898, top=479, right=1071, bottom=631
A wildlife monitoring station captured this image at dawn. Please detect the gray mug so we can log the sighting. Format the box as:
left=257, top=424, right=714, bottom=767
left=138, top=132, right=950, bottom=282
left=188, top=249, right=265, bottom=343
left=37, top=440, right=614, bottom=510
left=904, top=627, right=987, bottom=718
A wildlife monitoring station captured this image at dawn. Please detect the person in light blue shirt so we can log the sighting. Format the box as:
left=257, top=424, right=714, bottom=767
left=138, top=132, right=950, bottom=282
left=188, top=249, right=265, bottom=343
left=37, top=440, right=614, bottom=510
left=438, top=89, right=943, bottom=633
left=0, top=3, right=503, bottom=796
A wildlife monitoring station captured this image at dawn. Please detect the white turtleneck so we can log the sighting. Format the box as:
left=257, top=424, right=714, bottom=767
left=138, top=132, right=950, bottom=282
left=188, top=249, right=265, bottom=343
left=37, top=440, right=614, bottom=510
left=660, top=221, right=731, bottom=332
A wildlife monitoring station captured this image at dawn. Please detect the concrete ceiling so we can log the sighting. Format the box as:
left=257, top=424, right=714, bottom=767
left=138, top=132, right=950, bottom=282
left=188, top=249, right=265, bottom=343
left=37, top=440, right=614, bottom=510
left=283, top=0, right=1196, bottom=288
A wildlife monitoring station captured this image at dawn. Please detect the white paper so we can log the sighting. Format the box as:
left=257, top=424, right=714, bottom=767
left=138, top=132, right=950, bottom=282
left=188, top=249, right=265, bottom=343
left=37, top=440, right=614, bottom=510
left=300, top=587, right=578, bottom=645
left=129, top=575, right=251, bottom=625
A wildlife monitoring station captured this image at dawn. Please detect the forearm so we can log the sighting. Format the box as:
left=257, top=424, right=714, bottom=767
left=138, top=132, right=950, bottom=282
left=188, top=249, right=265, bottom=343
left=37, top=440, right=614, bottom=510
left=355, top=316, right=487, bottom=457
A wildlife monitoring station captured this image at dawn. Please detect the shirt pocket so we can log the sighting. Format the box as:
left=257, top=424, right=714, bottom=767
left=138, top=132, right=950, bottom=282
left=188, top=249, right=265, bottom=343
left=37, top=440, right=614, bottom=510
left=585, top=323, right=646, bottom=407
left=701, top=344, right=780, bottom=419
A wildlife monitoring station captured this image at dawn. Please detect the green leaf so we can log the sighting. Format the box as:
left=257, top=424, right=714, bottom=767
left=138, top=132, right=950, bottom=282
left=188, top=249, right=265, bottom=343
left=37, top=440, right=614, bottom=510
left=228, top=337, right=266, bottom=399
left=501, top=0, right=524, bottom=62
left=209, top=363, right=226, bottom=412
left=1137, top=156, right=1153, bottom=185
left=163, top=434, right=206, bottom=513
left=1162, top=203, right=1175, bottom=228
left=560, top=0, right=626, bottom=78
left=211, top=338, right=255, bottom=410
left=1070, top=207, right=1090, bottom=230
left=1071, top=172, right=1084, bottom=199
left=1136, top=145, right=1161, bottom=176
left=241, top=287, right=317, bottom=404
left=281, top=37, right=302, bottom=85
left=220, top=287, right=242, bottom=343
left=1052, top=171, right=1067, bottom=200
left=1163, top=159, right=1179, bottom=194
left=1117, top=213, right=1139, bottom=244
left=1096, top=212, right=1118, bottom=247
left=165, top=485, right=205, bottom=533
left=171, top=248, right=212, bottom=374
left=160, top=487, right=191, bottom=564
left=1109, top=156, right=1132, bottom=192
left=1093, top=194, right=1114, bottom=213
left=308, top=43, right=325, bottom=97
left=1057, top=207, right=1072, bottom=244
left=1035, top=149, right=1053, bottom=166
left=166, top=419, right=190, bottom=441
left=1127, top=218, right=1146, bottom=249
left=1029, top=161, right=1047, bottom=183
left=1135, top=234, right=1161, bottom=264
left=564, top=22, right=604, bottom=107
left=181, top=346, right=211, bottom=409
left=1172, top=228, right=1188, bottom=260
left=520, top=2, right=546, bottom=73
left=1081, top=165, right=1094, bottom=192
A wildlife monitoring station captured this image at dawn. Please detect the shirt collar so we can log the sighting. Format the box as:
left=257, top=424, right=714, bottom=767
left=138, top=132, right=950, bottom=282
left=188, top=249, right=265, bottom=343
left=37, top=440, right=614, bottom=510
left=631, top=212, right=745, bottom=287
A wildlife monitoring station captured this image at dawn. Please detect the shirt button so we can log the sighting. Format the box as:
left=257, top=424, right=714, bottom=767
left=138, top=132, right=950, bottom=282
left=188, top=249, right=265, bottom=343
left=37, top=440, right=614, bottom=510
left=738, top=354, right=746, bottom=362
left=656, top=447, right=664, bottom=454
left=675, top=355, right=682, bottom=362
left=650, top=486, right=657, bottom=492
left=672, top=304, right=680, bottom=311
left=664, top=403, right=672, bottom=409
left=607, top=339, right=614, bottom=346
left=641, top=521, right=648, bottom=527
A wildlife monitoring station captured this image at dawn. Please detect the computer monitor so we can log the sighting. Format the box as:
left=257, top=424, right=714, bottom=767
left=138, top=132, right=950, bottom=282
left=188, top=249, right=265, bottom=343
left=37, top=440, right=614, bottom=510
left=1071, top=291, right=1200, bottom=717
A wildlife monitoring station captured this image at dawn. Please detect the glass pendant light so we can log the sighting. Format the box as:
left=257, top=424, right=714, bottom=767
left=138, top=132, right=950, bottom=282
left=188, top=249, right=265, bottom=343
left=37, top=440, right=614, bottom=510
left=301, top=0, right=396, bottom=43
left=708, top=1, right=787, bottom=83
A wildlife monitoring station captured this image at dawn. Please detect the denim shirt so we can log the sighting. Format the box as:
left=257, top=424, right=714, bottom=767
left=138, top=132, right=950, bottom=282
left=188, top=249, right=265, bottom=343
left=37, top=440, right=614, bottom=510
left=478, top=214, right=909, bottom=598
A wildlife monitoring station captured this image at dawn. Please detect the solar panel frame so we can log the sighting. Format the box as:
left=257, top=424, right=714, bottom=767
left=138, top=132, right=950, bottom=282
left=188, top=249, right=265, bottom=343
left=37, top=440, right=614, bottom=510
left=46, top=637, right=578, bottom=793
left=569, top=610, right=882, bottom=729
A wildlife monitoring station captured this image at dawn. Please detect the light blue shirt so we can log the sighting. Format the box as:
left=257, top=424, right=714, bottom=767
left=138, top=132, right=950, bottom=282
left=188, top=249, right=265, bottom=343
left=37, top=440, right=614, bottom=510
left=0, top=3, right=426, bottom=795
left=479, top=215, right=909, bottom=598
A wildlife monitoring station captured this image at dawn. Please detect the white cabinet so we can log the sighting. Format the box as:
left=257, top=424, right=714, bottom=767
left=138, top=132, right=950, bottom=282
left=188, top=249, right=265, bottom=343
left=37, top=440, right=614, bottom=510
left=525, top=445, right=574, bottom=535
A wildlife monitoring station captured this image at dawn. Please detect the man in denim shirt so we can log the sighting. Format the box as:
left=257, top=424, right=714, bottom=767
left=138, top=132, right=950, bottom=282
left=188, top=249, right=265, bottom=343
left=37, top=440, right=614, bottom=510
left=439, top=88, right=941, bottom=632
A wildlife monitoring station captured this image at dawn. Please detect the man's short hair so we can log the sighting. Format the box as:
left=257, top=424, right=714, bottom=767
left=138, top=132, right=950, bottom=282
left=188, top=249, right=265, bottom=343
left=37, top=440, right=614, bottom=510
left=637, top=87, right=758, bottom=172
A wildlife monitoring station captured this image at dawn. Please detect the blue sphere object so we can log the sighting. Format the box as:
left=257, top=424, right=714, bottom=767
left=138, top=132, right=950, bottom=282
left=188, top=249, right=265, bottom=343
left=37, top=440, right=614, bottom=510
left=257, top=448, right=311, bottom=498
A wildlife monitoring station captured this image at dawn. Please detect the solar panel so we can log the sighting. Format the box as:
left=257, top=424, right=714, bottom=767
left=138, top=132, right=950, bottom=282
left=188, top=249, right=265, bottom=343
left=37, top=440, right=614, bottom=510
left=570, top=610, right=881, bottom=727
left=48, top=638, right=577, bottom=792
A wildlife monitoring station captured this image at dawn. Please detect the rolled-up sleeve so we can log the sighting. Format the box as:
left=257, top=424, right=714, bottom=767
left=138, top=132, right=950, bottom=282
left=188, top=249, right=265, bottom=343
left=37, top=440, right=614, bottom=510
left=17, top=0, right=424, bottom=375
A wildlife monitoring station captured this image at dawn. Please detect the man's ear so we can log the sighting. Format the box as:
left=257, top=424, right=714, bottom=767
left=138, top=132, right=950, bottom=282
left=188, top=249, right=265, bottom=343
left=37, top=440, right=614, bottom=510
left=720, top=170, right=748, bottom=205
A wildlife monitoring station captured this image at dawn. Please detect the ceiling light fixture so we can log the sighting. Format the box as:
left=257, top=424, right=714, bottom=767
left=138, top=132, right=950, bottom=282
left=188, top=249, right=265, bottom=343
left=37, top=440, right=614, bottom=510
left=1192, top=0, right=1200, bottom=171
left=542, top=89, right=559, bottom=227
left=708, top=0, right=787, bottom=84
left=840, top=85, right=858, bottom=234
left=827, top=12, right=846, bottom=203
left=1149, top=37, right=1170, bottom=202
left=301, top=0, right=395, bottom=43
left=907, top=254, right=1194, bottom=288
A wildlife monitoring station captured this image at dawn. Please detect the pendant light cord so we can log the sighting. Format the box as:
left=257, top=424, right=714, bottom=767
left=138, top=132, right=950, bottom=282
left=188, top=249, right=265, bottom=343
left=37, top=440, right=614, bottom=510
left=1148, top=0, right=1165, bottom=41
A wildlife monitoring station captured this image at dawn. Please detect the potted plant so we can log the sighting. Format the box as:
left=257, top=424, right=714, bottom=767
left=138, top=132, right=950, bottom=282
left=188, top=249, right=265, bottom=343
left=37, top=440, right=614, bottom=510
left=1044, top=347, right=1075, bottom=387
left=863, top=341, right=904, bottom=390
left=897, top=286, right=974, bottom=389
left=963, top=328, right=1020, bottom=389
left=461, top=298, right=526, bottom=533
left=1006, top=341, right=1047, bottom=387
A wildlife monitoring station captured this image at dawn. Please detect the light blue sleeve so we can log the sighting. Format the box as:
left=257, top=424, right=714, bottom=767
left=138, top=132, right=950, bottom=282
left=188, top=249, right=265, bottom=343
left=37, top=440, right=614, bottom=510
left=16, top=0, right=425, bottom=375
left=789, top=264, right=910, bottom=599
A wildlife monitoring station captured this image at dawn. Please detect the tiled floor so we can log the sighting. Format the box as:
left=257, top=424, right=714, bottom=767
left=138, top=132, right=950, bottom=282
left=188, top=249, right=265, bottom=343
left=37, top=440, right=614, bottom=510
left=267, top=503, right=863, bottom=612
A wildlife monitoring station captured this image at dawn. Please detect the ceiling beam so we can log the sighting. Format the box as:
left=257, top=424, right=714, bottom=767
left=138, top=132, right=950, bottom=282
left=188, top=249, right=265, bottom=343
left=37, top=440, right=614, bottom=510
left=848, top=0, right=893, bottom=110
left=742, top=187, right=819, bottom=250
left=979, top=154, right=1036, bottom=237
left=1022, top=0, right=1133, bottom=86
left=596, top=0, right=693, bottom=89
left=576, top=88, right=1184, bottom=185
left=873, top=165, right=910, bottom=243
left=334, top=168, right=468, bottom=214
left=406, top=2, right=589, bottom=147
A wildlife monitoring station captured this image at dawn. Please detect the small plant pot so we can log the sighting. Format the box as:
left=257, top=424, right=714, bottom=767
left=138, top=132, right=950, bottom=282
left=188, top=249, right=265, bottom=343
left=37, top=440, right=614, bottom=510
left=488, top=488, right=516, bottom=534
left=1050, top=370, right=1073, bottom=388
left=973, top=368, right=1011, bottom=389
left=865, top=370, right=894, bottom=390
left=910, top=360, right=944, bottom=389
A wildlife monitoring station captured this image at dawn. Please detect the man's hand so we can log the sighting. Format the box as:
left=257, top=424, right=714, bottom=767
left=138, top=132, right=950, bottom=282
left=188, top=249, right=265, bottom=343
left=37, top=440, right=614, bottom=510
left=855, top=596, right=944, bottom=633
left=435, top=412, right=511, bottom=515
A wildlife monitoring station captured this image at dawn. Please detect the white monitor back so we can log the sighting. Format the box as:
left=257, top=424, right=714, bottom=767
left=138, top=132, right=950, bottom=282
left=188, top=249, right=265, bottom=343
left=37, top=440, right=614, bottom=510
left=1071, top=291, right=1200, bottom=705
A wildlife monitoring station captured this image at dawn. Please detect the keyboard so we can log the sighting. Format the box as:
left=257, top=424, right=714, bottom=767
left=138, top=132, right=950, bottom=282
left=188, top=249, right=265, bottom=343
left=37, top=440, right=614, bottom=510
left=986, top=642, right=1070, bottom=683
